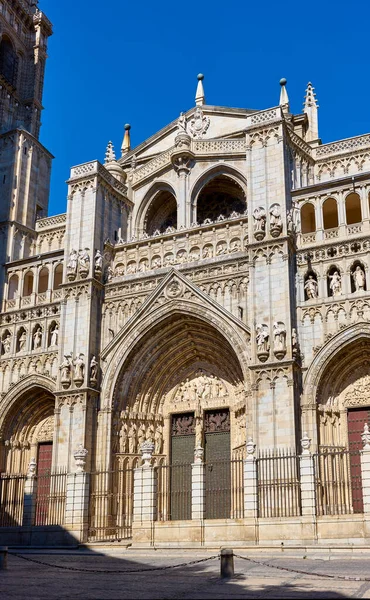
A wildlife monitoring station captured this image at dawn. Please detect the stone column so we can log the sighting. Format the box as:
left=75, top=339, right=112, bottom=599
left=244, top=438, right=258, bottom=518
left=22, top=458, right=37, bottom=527
left=171, top=133, right=194, bottom=229
left=192, top=446, right=205, bottom=520
left=64, top=445, right=90, bottom=543
left=133, top=441, right=157, bottom=523
left=360, top=424, right=370, bottom=513
left=299, top=433, right=316, bottom=516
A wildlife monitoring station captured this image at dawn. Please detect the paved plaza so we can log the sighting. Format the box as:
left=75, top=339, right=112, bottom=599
left=3, top=548, right=370, bottom=599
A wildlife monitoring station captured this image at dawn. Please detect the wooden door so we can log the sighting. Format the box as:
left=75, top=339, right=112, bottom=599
left=35, top=442, right=53, bottom=525
left=204, top=409, right=231, bottom=519
left=347, top=408, right=369, bottom=513
left=170, top=413, right=194, bottom=520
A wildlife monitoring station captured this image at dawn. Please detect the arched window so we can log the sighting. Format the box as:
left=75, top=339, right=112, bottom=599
left=23, top=271, right=34, bottom=297
left=322, top=198, right=338, bottom=230
left=53, top=264, right=63, bottom=289
left=196, top=175, right=246, bottom=225
left=345, top=193, right=362, bottom=225
left=301, top=203, right=316, bottom=233
left=144, top=190, right=177, bottom=236
left=8, top=274, right=19, bottom=299
left=38, top=267, right=49, bottom=293
left=0, top=36, right=17, bottom=87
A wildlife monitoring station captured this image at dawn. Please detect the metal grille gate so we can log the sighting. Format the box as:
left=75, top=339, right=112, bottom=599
left=204, top=409, right=231, bottom=519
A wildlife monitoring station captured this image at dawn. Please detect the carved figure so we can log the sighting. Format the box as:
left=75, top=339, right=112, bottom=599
left=74, top=354, right=85, bottom=381
left=137, top=423, right=146, bottom=449
left=273, top=322, right=286, bottom=358
left=230, top=240, right=241, bottom=253
left=128, top=423, right=137, bottom=454
left=253, top=207, right=266, bottom=240
left=67, top=249, right=78, bottom=274
left=18, top=331, right=27, bottom=351
left=304, top=275, right=318, bottom=299
left=106, top=266, right=114, bottom=281
left=90, top=355, right=98, bottom=381
left=188, top=107, right=210, bottom=139
left=203, top=246, right=212, bottom=258
left=60, top=355, right=72, bottom=383
left=269, top=204, right=282, bottom=237
left=329, top=271, right=342, bottom=296
left=94, top=250, right=103, bottom=275
left=216, top=243, right=227, bottom=256
left=195, top=412, right=203, bottom=447
left=119, top=423, right=128, bottom=453
left=78, top=248, right=90, bottom=276
left=154, top=426, right=163, bottom=454
left=152, top=257, right=162, bottom=269
left=33, top=327, right=42, bottom=350
left=2, top=333, right=11, bottom=354
left=352, top=265, right=366, bottom=291
left=146, top=423, right=155, bottom=443
left=292, top=328, right=298, bottom=354
left=256, top=324, right=269, bottom=353
left=177, top=112, right=187, bottom=132
left=50, top=325, right=59, bottom=346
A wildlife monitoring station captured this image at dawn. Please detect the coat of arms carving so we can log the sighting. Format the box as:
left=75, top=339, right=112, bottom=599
left=188, top=108, right=210, bottom=139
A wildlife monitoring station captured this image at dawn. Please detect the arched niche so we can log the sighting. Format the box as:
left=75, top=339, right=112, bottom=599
left=53, top=264, right=63, bottom=289
left=301, top=202, right=316, bottom=233
left=8, top=274, right=19, bottom=299
left=143, top=188, right=177, bottom=236
left=195, top=173, right=246, bottom=224
left=0, top=36, right=18, bottom=88
left=38, top=267, right=49, bottom=293
left=345, top=193, right=362, bottom=225
left=23, top=271, right=34, bottom=297
left=322, top=198, right=339, bottom=230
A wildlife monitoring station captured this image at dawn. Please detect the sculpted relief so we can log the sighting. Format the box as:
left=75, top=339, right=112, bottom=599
left=171, top=369, right=228, bottom=408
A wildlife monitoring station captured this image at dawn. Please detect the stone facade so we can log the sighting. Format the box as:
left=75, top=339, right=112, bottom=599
left=2, top=1, right=370, bottom=546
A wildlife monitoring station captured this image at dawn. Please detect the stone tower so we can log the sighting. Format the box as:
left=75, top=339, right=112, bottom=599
left=0, top=0, right=53, bottom=294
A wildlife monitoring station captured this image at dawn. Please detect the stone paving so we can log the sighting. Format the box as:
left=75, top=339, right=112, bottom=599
left=3, top=548, right=370, bottom=599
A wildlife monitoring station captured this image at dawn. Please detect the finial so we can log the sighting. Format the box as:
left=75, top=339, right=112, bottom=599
left=121, top=123, right=131, bottom=155
left=104, top=141, right=116, bottom=164
left=279, top=77, right=289, bottom=108
left=304, top=82, right=318, bottom=108
left=195, top=73, right=205, bottom=106
left=303, top=82, right=319, bottom=143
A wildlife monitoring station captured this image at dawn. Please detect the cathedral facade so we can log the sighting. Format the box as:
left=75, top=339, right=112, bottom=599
left=2, top=0, right=370, bottom=546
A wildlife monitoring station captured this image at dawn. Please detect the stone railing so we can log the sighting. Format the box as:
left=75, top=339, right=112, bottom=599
left=301, top=232, right=317, bottom=245
left=3, top=289, right=62, bottom=312
left=109, top=215, right=249, bottom=280
left=247, top=108, right=279, bottom=126
left=347, top=222, right=362, bottom=236
left=35, top=214, right=67, bottom=231
left=314, top=134, right=370, bottom=159
left=324, top=227, right=339, bottom=240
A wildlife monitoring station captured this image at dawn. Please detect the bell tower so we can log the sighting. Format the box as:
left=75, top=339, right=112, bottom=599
left=0, top=1, right=53, bottom=285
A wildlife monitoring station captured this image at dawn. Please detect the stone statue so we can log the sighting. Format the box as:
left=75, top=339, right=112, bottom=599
left=78, top=248, right=90, bottom=277
left=137, top=423, right=146, bottom=449
left=329, top=271, right=342, bottom=296
left=154, top=425, right=163, bottom=454
left=304, top=275, right=318, bottom=299
left=67, top=249, right=78, bottom=274
left=119, top=423, right=128, bottom=453
left=2, top=333, right=11, bottom=354
left=195, top=411, right=203, bottom=447
left=50, top=325, right=58, bottom=346
left=352, top=265, right=366, bottom=291
left=128, top=423, right=137, bottom=454
left=74, top=353, right=85, bottom=381
left=273, top=322, right=286, bottom=358
left=253, top=207, right=266, bottom=240
left=269, top=204, right=282, bottom=237
left=146, top=423, right=155, bottom=443
left=18, top=330, right=27, bottom=351
left=177, top=111, right=187, bottom=132
left=60, top=355, right=72, bottom=385
left=256, top=324, right=269, bottom=353
left=94, top=250, right=103, bottom=275
left=33, top=327, right=42, bottom=350
left=292, top=328, right=299, bottom=355
left=90, top=356, right=98, bottom=382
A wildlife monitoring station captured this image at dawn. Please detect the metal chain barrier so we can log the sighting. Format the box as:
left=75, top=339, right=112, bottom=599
left=8, top=551, right=219, bottom=574
left=234, top=553, right=370, bottom=582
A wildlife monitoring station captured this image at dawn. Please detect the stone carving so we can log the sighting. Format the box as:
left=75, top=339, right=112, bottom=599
left=119, top=423, right=128, bottom=453
left=301, top=432, right=311, bottom=454
left=50, top=325, right=59, bottom=347
left=194, top=445, right=204, bottom=464
left=73, top=354, right=85, bottom=386
left=172, top=414, right=195, bottom=436
left=246, top=437, right=256, bottom=459
left=94, top=250, right=103, bottom=279
left=18, top=330, right=27, bottom=352
left=344, top=374, right=370, bottom=408
left=329, top=271, right=342, bottom=296
left=128, top=423, right=137, bottom=454
left=292, top=328, right=299, bottom=356
left=195, top=409, right=203, bottom=447
left=137, top=422, right=146, bottom=448
left=74, top=444, right=88, bottom=473
left=304, top=275, right=319, bottom=299
left=90, top=355, right=98, bottom=386
left=78, top=249, right=90, bottom=278
left=141, top=440, right=155, bottom=467
left=352, top=265, right=366, bottom=291
left=33, top=326, right=42, bottom=350
left=154, top=425, right=163, bottom=454
left=188, top=107, right=210, bottom=139
left=177, top=112, right=187, bottom=133
left=27, top=457, right=37, bottom=477
left=362, top=423, right=370, bottom=450
left=67, top=249, right=78, bottom=281
left=2, top=333, right=12, bottom=355
left=273, top=321, right=286, bottom=359
left=60, top=354, right=72, bottom=388
left=269, top=204, right=282, bottom=237
left=204, top=409, right=230, bottom=433
left=256, top=324, right=269, bottom=362
left=253, top=207, right=266, bottom=241
left=174, top=371, right=227, bottom=404
left=165, top=279, right=183, bottom=299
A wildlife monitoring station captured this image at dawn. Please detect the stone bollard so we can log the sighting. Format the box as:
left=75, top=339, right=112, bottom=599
left=220, top=547, right=234, bottom=579
left=0, top=546, right=8, bottom=569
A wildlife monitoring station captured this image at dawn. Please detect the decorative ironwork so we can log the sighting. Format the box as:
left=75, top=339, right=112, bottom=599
left=171, top=413, right=195, bottom=436
left=204, top=409, right=230, bottom=433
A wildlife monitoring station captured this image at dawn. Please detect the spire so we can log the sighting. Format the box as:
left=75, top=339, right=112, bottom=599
left=121, top=123, right=131, bottom=156
left=303, top=82, right=319, bottom=143
left=279, top=78, right=289, bottom=110
left=104, top=141, right=116, bottom=164
left=195, top=73, right=205, bottom=106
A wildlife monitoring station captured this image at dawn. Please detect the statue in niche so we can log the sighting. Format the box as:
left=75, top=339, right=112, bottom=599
left=256, top=324, right=269, bottom=353
left=128, top=423, right=137, bottom=454
left=292, top=328, right=299, bottom=356
left=50, top=325, right=59, bottom=347
left=94, top=250, right=103, bottom=277
left=230, top=240, right=241, bottom=253
left=2, top=333, right=11, bottom=355
left=177, top=112, right=187, bottom=133
left=137, top=423, right=146, bottom=449
left=33, top=327, right=42, bottom=350
left=67, top=249, right=78, bottom=278
left=253, top=207, right=266, bottom=240
left=119, top=423, right=128, bottom=453
left=155, top=426, right=163, bottom=454
left=195, top=407, right=203, bottom=447
left=152, top=257, right=162, bottom=269
left=18, top=331, right=27, bottom=352
left=352, top=265, right=366, bottom=291
left=90, top=356, right=98, bottom=384
left=329, top=271, right=342, bottom=296
left=74, top=353, right=85, bottom=382
left=146, top=423, right=155, bottom=443
left=273, top=322, right=286, bottom=359
left=60, top=354, right=72, bottom=386
left=203, top=246, right=212, bottom=259
left=216, top=243, right=227, bottom=256
left=78, top=248, right=90, bottom=277
left=304, top=275, right=318, bottom=299
left=269, top=204, right=282, bottom=237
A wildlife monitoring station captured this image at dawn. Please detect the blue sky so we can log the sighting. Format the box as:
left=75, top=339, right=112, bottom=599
left=40, top=0, right=370, bottom=216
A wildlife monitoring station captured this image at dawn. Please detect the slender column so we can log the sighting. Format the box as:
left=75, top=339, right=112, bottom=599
left=133, top=442, right=157, bottom=523
left=192, top=446, right=204, bottom=520
left=244, top=438, right=258, bottom=518
left=360, top=424, right=370, bottom=514
left=64, top=446, right=90, bottom=542
left=22, top=458, right=37, bottom=527
left=299, top=433, right=316, bottom=516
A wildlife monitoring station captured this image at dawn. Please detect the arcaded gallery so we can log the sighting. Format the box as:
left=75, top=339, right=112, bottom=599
left=2, top=0, right=370, bottom=548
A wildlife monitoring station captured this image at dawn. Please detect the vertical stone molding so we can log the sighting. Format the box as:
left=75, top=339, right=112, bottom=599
left=299, top=433, right=316, bottom=516
left=133, top=441, right=157, bottom=523
left=64, top=472, right=90, bottom=543
left=244, top=438, right=258, bottom=518
left=361, top=423, right=370, bottom=514
left=192, top=447, right=205, bottom=520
